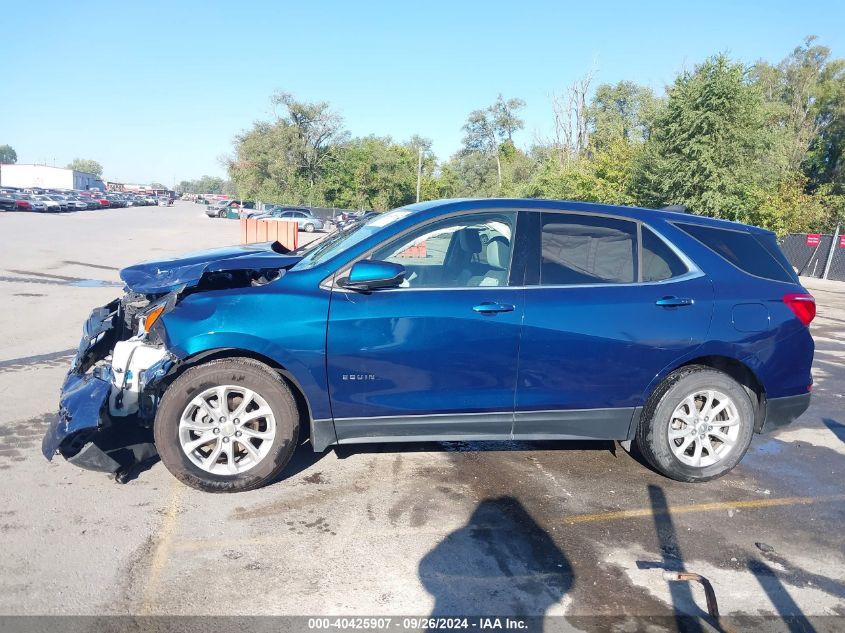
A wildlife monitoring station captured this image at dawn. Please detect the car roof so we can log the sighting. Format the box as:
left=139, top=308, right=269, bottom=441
left=409, top=198, right=772, bottom=235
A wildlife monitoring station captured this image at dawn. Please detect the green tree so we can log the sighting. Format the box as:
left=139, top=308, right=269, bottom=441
left=0, top=144, right=17, bottom=164
left=322, top=136, right=417, bottom=210
left=461, top=95, right=525, bottom=188
left=587, top=81, right=658, bottom=150
left=67, top=158, right=103, bottom=177
left=633, top=55, right=776, bottom=221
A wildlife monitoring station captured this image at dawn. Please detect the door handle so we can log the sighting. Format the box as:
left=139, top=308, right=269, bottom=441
left=473, top=302, right=515, bottom=314
left=655, top=296, right=694, bottom=307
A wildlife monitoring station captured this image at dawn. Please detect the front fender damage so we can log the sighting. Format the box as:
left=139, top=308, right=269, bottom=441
left=42, top=300, right=177, bottom=476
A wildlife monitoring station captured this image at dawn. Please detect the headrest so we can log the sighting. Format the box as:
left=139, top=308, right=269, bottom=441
left=486, top=236, right=510, bottom=268
left=457, top=229, right=482, bottom=254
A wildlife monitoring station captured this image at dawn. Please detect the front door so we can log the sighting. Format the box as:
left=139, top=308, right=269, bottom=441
left=513, top=211, right=714, bottom=439
left=326, top=211, right=524, bottom=443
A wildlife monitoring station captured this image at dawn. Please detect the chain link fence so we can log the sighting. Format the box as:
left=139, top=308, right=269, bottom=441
left=780, top=231, right=845, bottom=281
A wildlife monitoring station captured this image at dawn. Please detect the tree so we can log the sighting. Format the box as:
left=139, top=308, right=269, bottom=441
left=149, top=182, right=167, bottom=190
left=587, top=81, right=658, bottom=150
left=322, top=136, right=418, bottom=210
left=461, top=95, right=525, bottom=188
left=67, top=158, right=103, bottom=177
left=633, top=55, right=776, bottom=221
left=0, top=144, right=17, bottom=164
left=176, top=175, right=228, bottom=194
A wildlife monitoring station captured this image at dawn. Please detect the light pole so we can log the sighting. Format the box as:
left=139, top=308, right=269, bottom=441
left=416, top=147, right=423, bottom=203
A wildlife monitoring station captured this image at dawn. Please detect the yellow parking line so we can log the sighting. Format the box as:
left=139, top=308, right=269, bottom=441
left=141, top=480, right=184, bottom=614
left=561, top=494, right=845, bottom=525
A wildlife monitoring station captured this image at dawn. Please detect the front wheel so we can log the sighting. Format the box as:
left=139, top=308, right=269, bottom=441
left=636, top=366, right=755, bottom=482
left=303, top=223, right=315, bottom=233
left=217, top=209, right=227, bottom=218
left=154, top=359, right=299, bottom=492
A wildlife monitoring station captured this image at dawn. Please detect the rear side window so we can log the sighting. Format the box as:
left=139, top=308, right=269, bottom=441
left=540, top=213, right=637, bottom=285
left=675, top=223, right=797, bottom=283
left=642, top=226, right=688, bottom=281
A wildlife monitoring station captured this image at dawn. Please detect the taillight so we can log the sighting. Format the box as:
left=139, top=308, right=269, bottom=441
left=783, top=293, right=816, bottom=327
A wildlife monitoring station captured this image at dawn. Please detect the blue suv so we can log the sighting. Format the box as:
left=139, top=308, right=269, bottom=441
left=43, top=199, right=815, bottom=492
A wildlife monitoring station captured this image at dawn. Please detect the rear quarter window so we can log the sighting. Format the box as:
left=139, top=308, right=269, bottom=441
left=674, top=223, right=798, bottom=283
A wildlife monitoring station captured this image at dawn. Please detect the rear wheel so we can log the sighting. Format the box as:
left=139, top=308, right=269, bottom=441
left=154, top=359, right=299, bottom=492
left=304, top=223, right=315, bottom=233
left=636, top=366, right=755, bottom=482
left=217, top=209, right=227, bottom=218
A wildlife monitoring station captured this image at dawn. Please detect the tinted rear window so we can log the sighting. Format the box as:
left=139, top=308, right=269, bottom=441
left=540, top=213, right=637, bottom=284
left=674, top=223, right=797, bottom=283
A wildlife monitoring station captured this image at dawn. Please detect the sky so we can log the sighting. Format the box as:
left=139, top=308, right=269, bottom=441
left=3, top=0, right=845, bottom=185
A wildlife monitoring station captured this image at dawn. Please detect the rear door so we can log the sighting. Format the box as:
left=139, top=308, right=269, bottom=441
left=513, top=211, right=713, bottom=439
left=326, top=210, right=526, bottom=442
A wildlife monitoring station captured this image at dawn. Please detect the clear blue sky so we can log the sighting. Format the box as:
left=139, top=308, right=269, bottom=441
left=4, top=0, right=844, bottom=185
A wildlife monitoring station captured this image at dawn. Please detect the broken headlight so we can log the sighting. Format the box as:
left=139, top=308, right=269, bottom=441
left=137, top=292, right=178, bottom=339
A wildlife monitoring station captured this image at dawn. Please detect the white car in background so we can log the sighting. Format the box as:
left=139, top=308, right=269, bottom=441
left=31, top=195, right=62, bottom=213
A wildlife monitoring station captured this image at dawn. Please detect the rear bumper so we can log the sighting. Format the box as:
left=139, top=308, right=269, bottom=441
left=760, top=393, right=811, bottom=433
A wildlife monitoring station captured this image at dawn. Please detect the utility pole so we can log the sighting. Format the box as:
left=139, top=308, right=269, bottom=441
left=415, top=147, right=423, bottom=203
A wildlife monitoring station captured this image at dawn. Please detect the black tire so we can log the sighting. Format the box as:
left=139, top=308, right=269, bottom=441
left=154, top=358, right=299, bottom=493
left=636, top=366, right=755, bottom=482
left=217, top=209, right=227, bottom=218
left=304, top=223, right=315, bottom=233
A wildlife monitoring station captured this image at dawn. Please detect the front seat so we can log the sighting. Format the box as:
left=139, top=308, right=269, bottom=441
left=475, top=236, right=511, bottom=286
left=443, top=228, right=483, bottom=285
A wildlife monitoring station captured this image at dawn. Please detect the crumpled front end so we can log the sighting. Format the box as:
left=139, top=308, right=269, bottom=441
left=42, top=295, right=175, bottom=474
left=43, top=243, right=301, bottom=477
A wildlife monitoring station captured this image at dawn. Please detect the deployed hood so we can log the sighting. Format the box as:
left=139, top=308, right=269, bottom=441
left=120, top=241, right=302, bottom=294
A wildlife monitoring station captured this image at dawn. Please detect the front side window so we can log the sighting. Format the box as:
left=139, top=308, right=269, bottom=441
left=540, top=213, right=637, bottom=285
left=371, top=212, right=516, bottom=289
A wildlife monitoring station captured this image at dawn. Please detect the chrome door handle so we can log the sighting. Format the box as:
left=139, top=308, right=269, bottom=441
left=473, top=302, right=515, bottom=314
left=655, top=296, right=694, bottom=307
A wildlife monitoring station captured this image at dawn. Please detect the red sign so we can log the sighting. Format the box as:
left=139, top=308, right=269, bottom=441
left=806, top=233, right=821, bottom=247
left=839, top=235, right=845, bottom=248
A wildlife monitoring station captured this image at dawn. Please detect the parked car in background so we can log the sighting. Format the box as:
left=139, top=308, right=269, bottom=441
left=252, top=207, right=326, bottom=232
left=31, top=195, right=63, bottom=213
left=205, top=199, right=255, bottom=218
left=46, top=195, right=75, bottom=212
left=62, top=196, right=90, bottom=211
left=15, top=194, right=47, bottom=212
left=0, top=192, right=17, bottom=211
left=157, top=196, right=173, bottom=206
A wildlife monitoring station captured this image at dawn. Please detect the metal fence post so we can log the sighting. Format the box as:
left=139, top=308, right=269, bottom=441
left=823, top=223, right=840, bottom=280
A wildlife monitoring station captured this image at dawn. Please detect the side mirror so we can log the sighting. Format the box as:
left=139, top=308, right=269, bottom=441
left=342, top=260, right=405, bottom=291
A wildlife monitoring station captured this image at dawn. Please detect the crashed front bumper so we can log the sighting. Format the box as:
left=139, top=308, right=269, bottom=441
left=41, top=302, right=174, bottom=474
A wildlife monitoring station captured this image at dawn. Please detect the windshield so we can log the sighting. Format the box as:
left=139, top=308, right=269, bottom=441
left=293, top=209, right=413, bottom=270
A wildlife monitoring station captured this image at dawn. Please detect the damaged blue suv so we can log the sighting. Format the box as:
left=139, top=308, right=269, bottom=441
left=42, top=199, right=815, bottom=492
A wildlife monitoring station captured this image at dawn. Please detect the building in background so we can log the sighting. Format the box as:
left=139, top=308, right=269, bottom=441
left=0, top=164, right=105, bottom=191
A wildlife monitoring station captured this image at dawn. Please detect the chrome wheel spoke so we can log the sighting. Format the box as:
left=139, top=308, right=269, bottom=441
left=668, top=427, right=689, bottom=440
left=239, top=426, right=274, bottom=441
left=202, top=440, right=223, bottom=469
left=239, top=407, right=272, bottom=424
left=237, top=438, right=261, bottom=461
left=223, top=441, right=237, bottom=474
left=184, top=434, right=215, bottom=452
left=231, top=388, right=257, bottom=419
left=710, top=430, right=735, bottom=447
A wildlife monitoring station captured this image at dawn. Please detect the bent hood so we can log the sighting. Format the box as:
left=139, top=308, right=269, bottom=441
left=120, top=241, right=303, bottom=294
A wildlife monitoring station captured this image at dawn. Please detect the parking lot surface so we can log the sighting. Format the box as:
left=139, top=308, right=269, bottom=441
left=0, top=202, right=843, bottom=626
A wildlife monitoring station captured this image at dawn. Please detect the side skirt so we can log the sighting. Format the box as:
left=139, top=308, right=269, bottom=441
left=319, top=408, right=640, bottom=447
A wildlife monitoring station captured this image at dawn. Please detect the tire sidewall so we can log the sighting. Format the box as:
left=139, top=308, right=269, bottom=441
left=154, top=361, right=298, bottom=492
left=644, top=369, right=755, bottom=481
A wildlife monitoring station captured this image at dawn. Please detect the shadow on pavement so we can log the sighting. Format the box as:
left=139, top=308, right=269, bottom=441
left=418, top=496, right=572, bottom=630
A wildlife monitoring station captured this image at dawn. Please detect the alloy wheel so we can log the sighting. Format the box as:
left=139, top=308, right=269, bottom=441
left=667, top=390, right=741, bottom=468
left=178, top=385, right=277, bottom=475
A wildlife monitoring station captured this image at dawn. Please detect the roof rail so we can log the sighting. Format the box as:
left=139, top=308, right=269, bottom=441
left=661, top=204, right=689, bottom=213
